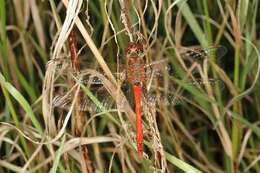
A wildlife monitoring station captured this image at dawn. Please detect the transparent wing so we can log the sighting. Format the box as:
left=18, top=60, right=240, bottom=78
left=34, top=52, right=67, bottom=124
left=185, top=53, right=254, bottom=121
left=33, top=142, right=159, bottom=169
left=143, top=45, right=227, bottom=77
left=180, top=45, right=227, bottom=64
left=145, top=77, right=225, bottom=106
left=53, top=94, right=91, bottom=111
left=52, top=88, right=115, bottom=112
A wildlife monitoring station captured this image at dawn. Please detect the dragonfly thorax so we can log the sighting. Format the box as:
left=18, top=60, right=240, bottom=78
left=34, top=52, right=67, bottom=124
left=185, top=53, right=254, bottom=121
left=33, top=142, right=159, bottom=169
left=126, top=57, right=145, bottom=86
left=125, top=42, right=146, bottom=87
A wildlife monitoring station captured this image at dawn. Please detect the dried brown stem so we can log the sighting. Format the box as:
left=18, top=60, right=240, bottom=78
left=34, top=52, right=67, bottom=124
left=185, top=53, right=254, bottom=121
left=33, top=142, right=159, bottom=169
left=68, top=29, right=95, bottom=173
left=119, top=0, right=134, bottom=41
left=68, top=31, right=80, bottom=71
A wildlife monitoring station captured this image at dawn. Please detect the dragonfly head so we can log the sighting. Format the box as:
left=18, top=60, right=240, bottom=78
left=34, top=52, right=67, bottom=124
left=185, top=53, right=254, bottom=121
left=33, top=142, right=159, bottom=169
left=125, top=42, right=144, bottom=58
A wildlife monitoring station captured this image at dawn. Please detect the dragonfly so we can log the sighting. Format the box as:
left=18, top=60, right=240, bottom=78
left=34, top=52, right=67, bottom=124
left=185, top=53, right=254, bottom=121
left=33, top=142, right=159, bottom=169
left=51, top=44, right=227, bottom=156
left=125, top=42, right=146, bottom=156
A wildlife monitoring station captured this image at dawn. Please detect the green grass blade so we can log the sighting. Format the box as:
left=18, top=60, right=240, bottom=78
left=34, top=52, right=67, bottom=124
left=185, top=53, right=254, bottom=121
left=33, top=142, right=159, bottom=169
left=165, top=152, right=203, bottom=173
left=177, top=2, right=208, bottom=47
left=0, top=73, right=42, bottom=134
left=50, top=135, right=66, bottom=173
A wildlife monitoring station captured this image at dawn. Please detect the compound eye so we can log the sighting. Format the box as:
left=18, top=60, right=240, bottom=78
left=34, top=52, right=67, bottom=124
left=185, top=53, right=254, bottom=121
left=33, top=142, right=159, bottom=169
left=137, top=50, right=145, bottom=57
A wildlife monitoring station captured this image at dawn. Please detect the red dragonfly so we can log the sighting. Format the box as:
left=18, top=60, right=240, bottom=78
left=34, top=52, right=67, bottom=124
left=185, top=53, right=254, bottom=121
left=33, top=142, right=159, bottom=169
left=125, top=42, right=146, bottom=156
left=51, top=44, right=227, bottom=156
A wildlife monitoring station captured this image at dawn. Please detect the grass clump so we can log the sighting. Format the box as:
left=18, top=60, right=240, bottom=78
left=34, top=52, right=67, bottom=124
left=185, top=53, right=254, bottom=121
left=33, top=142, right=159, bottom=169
left=0, top=0, right=259, bottom=173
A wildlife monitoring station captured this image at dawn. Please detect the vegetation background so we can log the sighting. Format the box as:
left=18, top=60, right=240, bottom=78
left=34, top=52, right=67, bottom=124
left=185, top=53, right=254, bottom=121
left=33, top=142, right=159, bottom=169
left=0, top=0, right=259, bottom=173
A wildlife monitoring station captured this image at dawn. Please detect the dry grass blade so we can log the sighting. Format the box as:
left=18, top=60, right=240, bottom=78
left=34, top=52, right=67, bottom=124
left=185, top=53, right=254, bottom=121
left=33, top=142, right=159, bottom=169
left=60, top=136, right=119, bottom=153
left=29, top=0, right=45, bottom=49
